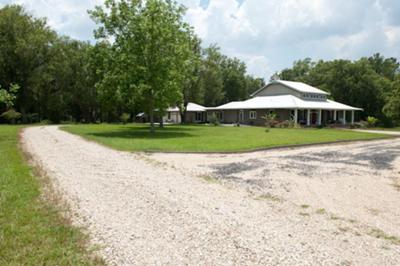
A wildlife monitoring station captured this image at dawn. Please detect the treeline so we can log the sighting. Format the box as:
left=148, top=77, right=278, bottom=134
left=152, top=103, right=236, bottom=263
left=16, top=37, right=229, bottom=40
left=277, top=55, right=400, bottom=126
left=0, top=3, right=263, bottom=127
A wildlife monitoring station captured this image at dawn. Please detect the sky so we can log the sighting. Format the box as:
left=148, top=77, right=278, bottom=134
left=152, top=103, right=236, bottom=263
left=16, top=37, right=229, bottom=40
left=1, top=0, right=400, bottom=79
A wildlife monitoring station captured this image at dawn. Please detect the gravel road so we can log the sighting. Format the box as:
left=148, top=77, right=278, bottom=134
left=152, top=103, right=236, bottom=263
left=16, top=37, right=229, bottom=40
left=22, top=126, right=400, bottom=265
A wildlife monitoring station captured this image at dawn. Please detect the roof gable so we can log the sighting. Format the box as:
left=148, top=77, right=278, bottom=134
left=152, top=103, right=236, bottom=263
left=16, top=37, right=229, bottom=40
left=186, top=102, right=206, bottom=112
left=251, top=80, right=330, bottom=97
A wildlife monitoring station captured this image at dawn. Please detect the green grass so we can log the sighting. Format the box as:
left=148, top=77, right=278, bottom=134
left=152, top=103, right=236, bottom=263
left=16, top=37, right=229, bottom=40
left=255, top=193, right=282, bottom=202
left=0, top=126, right=103, bottom=265
left=62, top=123, right=388, bottom=152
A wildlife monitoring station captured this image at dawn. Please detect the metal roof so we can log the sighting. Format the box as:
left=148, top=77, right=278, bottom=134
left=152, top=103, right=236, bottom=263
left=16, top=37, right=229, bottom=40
left=251, top=80, right=330, bottom=97
left=186, top=102, right=206, bottom=112
left=214, top=95, right=362, bottom=111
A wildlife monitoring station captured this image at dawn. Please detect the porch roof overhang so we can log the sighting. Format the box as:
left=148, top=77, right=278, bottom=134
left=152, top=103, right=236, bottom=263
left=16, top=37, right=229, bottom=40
left=212, top=95, right=363, bottom=111
left=186, top=102, right=207, bottom=112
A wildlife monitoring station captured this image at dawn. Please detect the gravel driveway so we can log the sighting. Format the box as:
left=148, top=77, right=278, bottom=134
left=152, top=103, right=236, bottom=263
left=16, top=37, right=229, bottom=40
left=22, top=126, right=400, bottom=265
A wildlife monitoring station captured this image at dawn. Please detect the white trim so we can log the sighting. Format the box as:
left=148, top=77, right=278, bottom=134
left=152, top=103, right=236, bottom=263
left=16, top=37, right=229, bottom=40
left=342, top=110, right=346, bottom=125
left=317, top=109, right=322, bottom=125
left=239, top=110, right=244, bottom=122
left=351, top=110, right=354, bottom=124
left=195, top=112, right=203, bottom=122
left=249, top=110, right=257, bottom=120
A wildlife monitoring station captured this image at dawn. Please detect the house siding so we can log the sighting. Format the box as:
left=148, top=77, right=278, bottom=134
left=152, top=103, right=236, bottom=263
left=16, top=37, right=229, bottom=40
left=254, top=84, right=302, bottom=98
left=241, top=109, right=291, bottom=126
left=206, top=109, right=293, bottom=126
left=163, top=111, right=181, bottom=123
left=185, top=111, right=206, bottom=123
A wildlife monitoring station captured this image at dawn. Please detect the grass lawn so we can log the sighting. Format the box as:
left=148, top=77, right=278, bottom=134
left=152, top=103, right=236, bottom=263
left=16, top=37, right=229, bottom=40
left=0, top=126, right=103, bottom=265
left=62, top=123, right=388, bottom=152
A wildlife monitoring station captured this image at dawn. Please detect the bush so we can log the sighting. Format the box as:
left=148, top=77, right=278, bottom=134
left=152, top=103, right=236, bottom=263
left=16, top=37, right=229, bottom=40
left=23, top=113, right=40, bottom=123
left=276, top=120, right=290, bottom=128
left=262, top=112, right=279, bottom=128
left=120, top=113, right=130, bottom=124
left=209, top=113, right=220, bottom=126
left=366, top=116, right=378, bottom=127
left=354, top=121, right=368, bottom=128
left=0, top=109, right=21, bottom=124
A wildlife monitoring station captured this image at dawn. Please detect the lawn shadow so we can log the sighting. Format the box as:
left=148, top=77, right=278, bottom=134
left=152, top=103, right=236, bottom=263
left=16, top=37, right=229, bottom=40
left=87, top=125, right=195, bottom=139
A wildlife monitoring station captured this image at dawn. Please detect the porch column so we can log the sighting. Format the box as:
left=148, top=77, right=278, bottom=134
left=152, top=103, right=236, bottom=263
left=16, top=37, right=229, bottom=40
left=351, top=110, right=354, bottom=124
left=333, top=110, right=337, bottom=121
left=317, top=109, right=322, bottom=125
left=307, top=109, right=311, bottom=126
left=294, top=109, right=298, bottom=124
left=342, top=110, right=346, bottom=125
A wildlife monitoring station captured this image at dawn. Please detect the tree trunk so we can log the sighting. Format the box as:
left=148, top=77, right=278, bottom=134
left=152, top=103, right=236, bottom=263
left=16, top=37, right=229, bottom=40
left=159, top=116, right=164, bottom=128
left=180, top=102, right=188, bottom=124
left=149, top=109, right=155, bottom=133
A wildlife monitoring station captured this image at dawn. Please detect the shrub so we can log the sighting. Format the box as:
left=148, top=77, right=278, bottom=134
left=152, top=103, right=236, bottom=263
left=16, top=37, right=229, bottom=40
left=0, top=109, right=21, bottom=124
left=288, top=119, right=296, bottom=128
left=23, top=113, right=40, bottom=123
left=366, top=116, right=378, bottom=127
left=354, top=120, right=368, bottom=128
left=120, top=113, right=130, bottom=124
left=262, top=112, right=279, bottom=128
left=209, top=113, right=220, bottom=126
left=276, top=120, right=290, bottom=128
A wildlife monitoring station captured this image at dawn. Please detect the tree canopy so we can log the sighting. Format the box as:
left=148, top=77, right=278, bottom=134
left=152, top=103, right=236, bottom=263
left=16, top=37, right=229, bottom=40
left=276, top=54, right=400, bottom=126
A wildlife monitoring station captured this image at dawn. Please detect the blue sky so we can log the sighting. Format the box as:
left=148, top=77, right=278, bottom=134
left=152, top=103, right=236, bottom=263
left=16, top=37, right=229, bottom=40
left=1, top=0, right=400, bottom=79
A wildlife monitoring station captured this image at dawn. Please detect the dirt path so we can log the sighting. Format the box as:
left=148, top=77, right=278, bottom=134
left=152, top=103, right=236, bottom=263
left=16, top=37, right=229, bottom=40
left=22, top=126, right=400, bottom=265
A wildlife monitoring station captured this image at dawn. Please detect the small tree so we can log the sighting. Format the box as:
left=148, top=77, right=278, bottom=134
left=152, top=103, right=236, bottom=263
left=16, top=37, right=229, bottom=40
left=366, top=116, right=378, bottom=127
left=209, top=113, right=220, bottom=126
left=262, top=112, right=278, bottom=128
left=0, top=84, right=19, bottom=109
left=120, top=113, right=130, bottom=124
left=0, top=84, right=21, bottom=124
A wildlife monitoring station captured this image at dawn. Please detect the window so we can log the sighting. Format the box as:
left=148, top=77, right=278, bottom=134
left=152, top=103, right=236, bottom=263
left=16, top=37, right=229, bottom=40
left=167, top=112, right=171, bottom=120
left=249, top=111, right=257, bottom=120
left=239, top=110, right=244, bottom=122
left=195, top=112, right=202, bottom=121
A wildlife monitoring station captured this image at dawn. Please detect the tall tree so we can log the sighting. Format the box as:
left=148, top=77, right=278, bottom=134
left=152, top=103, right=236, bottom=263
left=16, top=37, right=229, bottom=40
left=383, top=75, right=400, bottom=124
left=199, top=45, right=225, bottom=106
left=180, top=35, right=202, bottom=123
left=368, top=53, right=399, bottom=81
left=0, top=5, right=56, bottom=119
left=221, top=57, right=247, bottom=102
left=90, top=0, right=193, bottom=132
left=245, top=76, right=265, bottom=96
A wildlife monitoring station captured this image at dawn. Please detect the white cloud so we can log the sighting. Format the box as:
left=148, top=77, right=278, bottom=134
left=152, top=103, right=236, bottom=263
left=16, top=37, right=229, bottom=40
left=3, top=0, right=103, bottom=40
left=182, top=0, right=400, bottom=78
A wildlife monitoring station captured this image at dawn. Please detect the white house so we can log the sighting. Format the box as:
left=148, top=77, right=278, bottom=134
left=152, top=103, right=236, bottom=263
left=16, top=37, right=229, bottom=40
left=207, top=80, right=362, bottom=126
left=163, top=102, right=207, bottom=124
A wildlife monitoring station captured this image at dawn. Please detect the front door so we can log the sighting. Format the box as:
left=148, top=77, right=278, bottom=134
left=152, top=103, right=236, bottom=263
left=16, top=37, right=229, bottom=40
left=311, top=111, right=317, bottom=124
left=239, top=110, right=244, bottom=123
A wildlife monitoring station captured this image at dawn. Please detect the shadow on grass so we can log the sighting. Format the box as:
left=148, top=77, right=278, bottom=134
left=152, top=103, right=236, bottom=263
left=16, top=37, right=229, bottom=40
left=87, top=125, right=195, bottom=139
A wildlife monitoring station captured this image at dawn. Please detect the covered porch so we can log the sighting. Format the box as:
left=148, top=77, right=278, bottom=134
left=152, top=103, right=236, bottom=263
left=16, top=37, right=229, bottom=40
left=292, top=109, right=357, bottom=126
